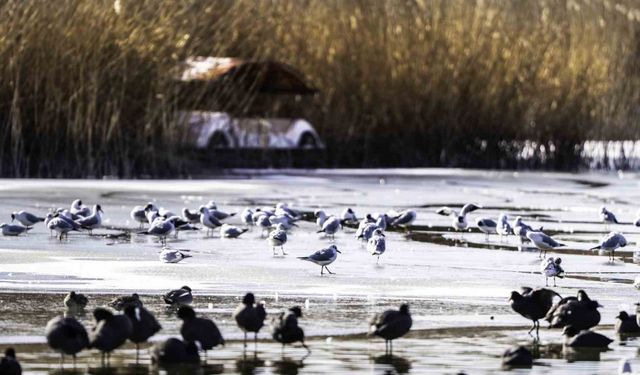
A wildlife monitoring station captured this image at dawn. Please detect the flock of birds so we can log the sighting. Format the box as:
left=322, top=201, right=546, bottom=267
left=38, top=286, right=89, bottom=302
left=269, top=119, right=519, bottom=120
left=0, top=199, right=418, bottom=272
left=1, top=198, right=639, bottom=372
left=0, top=288, right=411, bottom=372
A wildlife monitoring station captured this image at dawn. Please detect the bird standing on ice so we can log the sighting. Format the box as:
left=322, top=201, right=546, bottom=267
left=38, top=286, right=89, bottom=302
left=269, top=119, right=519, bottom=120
left=298, top=245, right=341, bottom=275
left=591, top=231, right=627, bottom=262
left=540, top=257, right=564, bottom=286
left=436, top=203, right=481, bottom=231
left=268, top=223, right=288, bottom=256
left=526, top=231, right=565, bottom=258
left=368, top=228, right=386, bottom=263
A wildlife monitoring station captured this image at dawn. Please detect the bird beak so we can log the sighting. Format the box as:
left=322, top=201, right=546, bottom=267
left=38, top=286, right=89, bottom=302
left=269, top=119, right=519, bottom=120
left=380, top=233, right=386, bottom=237
left=336, top=249, right=342, bottom=254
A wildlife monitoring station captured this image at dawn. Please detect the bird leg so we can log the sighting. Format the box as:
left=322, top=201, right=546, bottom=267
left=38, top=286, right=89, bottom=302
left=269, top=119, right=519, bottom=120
left=325, top=266, right=335, bottom=274
left=553, top=277, right=557, bottom=287
left=244, top=332, right=248, bottom=348
left=302, top=341, right=311, bottom=355
left=390, top=339, right=393, bottom=355
left=282, top=246, right=287, bottom=255
left=273, top=247, right=277, bottom=256
left=320, top=266, right=324, bottom=275
left=254, top=332, right=258, bottom=352
left=545, top=277, right=548, bottom=287
left=136, top=343, right=139, bottom=363
left=376, top=255, right=380, bottom=264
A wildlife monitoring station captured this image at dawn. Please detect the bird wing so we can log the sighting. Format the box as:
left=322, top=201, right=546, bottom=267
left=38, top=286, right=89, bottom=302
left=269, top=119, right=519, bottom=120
left=600, top=233, right=623, bottom=248
left=309, top=248, right=334, bottom=262
left=541, top=233, right=561, bottom=247
left=24, top=212, right=44, bottom=222
left=270, top=230, right=287, bottom=242
left=461, top=203, right=481, bottom=216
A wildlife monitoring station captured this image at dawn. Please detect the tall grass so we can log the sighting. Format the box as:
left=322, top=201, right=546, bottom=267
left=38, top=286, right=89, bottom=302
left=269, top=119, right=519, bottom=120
left=1, top=0, right=640, bottom=176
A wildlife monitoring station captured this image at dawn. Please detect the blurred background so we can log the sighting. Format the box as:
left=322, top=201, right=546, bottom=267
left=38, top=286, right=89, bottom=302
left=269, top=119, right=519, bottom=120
left=1, top=0, right=640, bottom=177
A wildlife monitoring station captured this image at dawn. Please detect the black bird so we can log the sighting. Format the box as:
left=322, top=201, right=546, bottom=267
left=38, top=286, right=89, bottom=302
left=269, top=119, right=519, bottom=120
left=545, top=290, right=601, bottom=331
left=563, top=326, right=613, bottom=348
left=108, top=293, right=143, bottom=311
left=509, top=287, right=558, bottom=339
left=45, top=316, right=89, bottom=365
left=163, top=286, right=193, bottom=306
left=369, top=303, right=412, bottom=354
left=151, top=337, right=200, bottom=365
left=615, top=311, right=640, bottom=335
left=0, top=348, right=22, bottom=375
left=89, top=308, right=133, bottom=365
left=501, top=346, right=533, bottom=369
left=64, top=291, right=89, bottom=310
left=271, top=306, right=311, bottom=354
left=178, top=305, right=225, bottom=357
left=124, top=305, right=162, bottom=357
left=233, top=293, right=267, bottom=349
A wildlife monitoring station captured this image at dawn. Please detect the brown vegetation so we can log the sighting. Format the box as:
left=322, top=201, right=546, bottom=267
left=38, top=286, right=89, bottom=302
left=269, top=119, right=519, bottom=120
left=1, top=0, right=640, bottom=176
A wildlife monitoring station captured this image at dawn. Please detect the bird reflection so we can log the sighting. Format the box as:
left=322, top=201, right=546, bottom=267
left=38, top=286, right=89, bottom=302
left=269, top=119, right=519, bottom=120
left=563, top=347, right=605, bottom=362
left=236, top=352, right=264, bottom=375
left=272, top=357, right=304, bottom=375
left=373, top=354, right=411, bottom=374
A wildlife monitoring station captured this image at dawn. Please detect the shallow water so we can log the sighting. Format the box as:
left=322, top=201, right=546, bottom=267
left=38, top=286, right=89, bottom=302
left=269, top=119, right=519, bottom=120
left=2, top=169, right=640, bottom=373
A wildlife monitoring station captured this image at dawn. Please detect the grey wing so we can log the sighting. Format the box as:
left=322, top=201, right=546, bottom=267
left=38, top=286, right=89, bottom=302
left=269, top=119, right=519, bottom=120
left=162, top=251, right=177, bottom=262
left=24, top=212, right=44, bottom=222
left=271, top=230, right=287, bottom=242
left=461, top=203, right=481, bottom=216
left=393, top=211, right=413, bottom=225
left=370, top=237, right=385, bottom=251
left=601, top=233, right=624, bottom=248
left=77, top=215, right=97, bottom=226
left=541, top=234, right=560, bottom=247
left=309, top=248, right=334, bottom=262
left=149, top=222, right=170, bottom=235
left=480, top=218, right=497, bottom=227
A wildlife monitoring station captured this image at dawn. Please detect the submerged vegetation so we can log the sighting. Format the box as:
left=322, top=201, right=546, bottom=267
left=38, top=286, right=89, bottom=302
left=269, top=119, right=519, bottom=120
left=2, top=0, right=640, bottom=176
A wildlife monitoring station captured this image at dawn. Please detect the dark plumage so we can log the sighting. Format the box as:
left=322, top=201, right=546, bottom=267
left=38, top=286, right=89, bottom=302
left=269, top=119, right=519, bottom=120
left=369, top=303, right=412, bottom=354
left=45, top=316, right=89, bottom=363
left=271, top=306, right=310, bottom=353
left=124, top=305, right=162, bottom=353
left=615, top=311, right=640, bottom=335
left=163, top=286, right=193, bottom=306
left=108, top=293, right=143, bottom=311
left=233, top=293, right=267, bottom=348
left=501, top=346, right=532, bottom=369
left=545, top=290, right=601, bottom=331
left=64, top=291, right=88, bottom=310
left=151, top=338, right=200, bottom=365
left=0, top=348, right=22, bottom=375
left=89, top=308, right=133, bottom=364
left=509, top=287, right=558, bottom=339
left=564, top=326, right=613, bottom=348
left=178, top=305, right=224, bottom=356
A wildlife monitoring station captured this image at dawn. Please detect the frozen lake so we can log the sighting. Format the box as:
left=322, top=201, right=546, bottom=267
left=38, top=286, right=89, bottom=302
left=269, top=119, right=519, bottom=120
left=1, top=169, right=640, bottom=374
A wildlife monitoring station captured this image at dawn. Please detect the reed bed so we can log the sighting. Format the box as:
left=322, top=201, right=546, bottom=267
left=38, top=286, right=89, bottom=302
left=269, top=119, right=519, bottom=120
left=1, top=0, right=640, bottom=176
